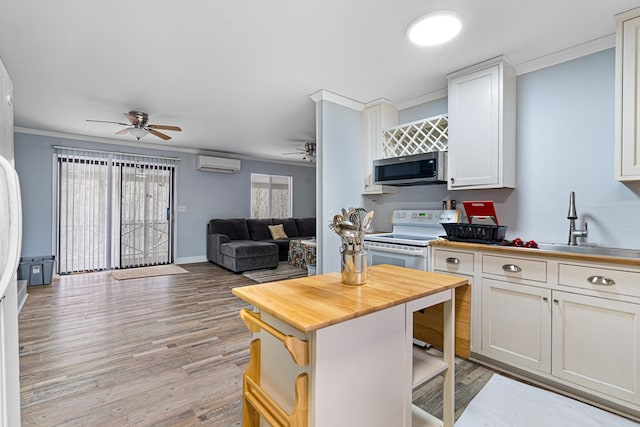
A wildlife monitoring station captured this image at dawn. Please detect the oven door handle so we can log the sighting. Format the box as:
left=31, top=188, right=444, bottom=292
left=367, top=245, right=427, bottom=256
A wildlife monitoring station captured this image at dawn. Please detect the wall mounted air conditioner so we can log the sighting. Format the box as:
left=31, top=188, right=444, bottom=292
left=196, top=155, right=241, bottom=173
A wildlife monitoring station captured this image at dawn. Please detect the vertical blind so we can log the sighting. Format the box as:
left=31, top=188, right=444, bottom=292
left=115, top=155, right=174, bottom=268
left=55, top=147, right=178, bottom=274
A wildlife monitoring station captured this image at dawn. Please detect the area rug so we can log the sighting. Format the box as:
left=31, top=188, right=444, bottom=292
left=111, top=264, right=189, bottom=280
left=242, top=261, right=308, bottom=283
left=454, top=374, right=638, bottom=426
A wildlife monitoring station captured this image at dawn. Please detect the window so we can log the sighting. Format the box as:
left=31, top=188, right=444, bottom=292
left=251, top=173, right=292, bottom=218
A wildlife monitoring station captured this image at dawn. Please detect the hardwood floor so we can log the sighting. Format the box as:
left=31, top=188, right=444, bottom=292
left=19, top=262, right=253, bottom=426
left=19, top=261, right=494, bottom=426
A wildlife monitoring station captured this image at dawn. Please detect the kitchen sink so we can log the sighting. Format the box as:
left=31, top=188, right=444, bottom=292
left=536, top=243, right=640, bottom=259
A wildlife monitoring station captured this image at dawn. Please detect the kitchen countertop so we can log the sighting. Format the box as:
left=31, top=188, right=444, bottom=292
left=430, top=239, right=640, bottom=267
left=232, top=264, right=468, bottom=333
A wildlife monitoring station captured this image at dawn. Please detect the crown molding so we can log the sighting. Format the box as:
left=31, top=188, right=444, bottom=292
left=395, top=35, right=616, bottom=108
left=615, top=6, right=640, bottom=23
left=16, top=126, right=201, bottom=154
left=363, top=98, right=398, bottom=108
left=396, top=88, right=448, bottom=110
left=14, top=127, right=315, bottom=168
left=516, top=34, right=615, bottom=76
left=309, top=89, right=364, bottom=111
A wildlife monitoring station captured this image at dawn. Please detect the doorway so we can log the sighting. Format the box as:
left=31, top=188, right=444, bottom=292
left=56, top=148, right=176, bottom=274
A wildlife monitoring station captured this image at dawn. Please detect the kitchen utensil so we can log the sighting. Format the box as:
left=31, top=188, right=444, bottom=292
left=361, top=211, right=374, bottom=231
left=339, top=222, right=357, bottom=249
left=327, top=207, right=374, bottom=284
left=338, top=219, right=356, bottom=230
left=331, top=214, right=345, bottom=235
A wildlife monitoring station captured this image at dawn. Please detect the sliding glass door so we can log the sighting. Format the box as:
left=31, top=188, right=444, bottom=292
left=57, top=156, right=109, bottom=273
left=56, top=149, right=176, bottom=274
left=114, top=162, right=173, bottom=268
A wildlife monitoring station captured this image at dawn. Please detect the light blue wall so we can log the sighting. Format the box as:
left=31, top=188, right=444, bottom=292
left=399, top=97, right=448, bottom=124
left=365, top=48, right=640, bottom=249
left=14, top=133, right=316, bottom=261
left=316, top=100, right=364, bottom=273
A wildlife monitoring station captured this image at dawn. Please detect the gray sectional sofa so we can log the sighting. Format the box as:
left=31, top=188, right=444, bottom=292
left=206, top=217, right=316, bottom=273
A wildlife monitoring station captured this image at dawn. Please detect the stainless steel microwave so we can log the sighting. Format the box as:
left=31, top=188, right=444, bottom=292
left=373, top=151, right=447, bottom=186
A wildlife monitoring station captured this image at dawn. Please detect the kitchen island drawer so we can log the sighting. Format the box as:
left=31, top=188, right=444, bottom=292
left=432, top=249, right=475, bottom=274
left=558, top=263, right=640, bottom=298
left=482, top=254, right=547, bottom=283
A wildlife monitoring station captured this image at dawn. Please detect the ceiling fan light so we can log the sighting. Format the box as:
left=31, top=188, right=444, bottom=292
left=128, top=127, right=149, bottom=140
left=407, top=10, right=462, bottom=46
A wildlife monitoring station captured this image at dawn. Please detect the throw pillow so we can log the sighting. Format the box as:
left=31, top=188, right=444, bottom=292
left=268, top=224, right=288, bottom=240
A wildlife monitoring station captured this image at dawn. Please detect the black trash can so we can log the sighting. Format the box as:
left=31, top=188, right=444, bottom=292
left=17, top=256, right=55, bottom=286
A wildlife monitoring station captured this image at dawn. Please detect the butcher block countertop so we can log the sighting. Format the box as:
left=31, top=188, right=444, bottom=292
left=232, top=264, right=468, bottom=333
left=430, top=240, right=640, bottom=267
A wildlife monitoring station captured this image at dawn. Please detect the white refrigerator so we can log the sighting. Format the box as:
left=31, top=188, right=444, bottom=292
left=0, top=154, right=22, bottom=426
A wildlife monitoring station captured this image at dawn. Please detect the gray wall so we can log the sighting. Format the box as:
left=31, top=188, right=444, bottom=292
left=365, top=48, right=640, bottom=249
left=14, top=133, right=316, bottom=261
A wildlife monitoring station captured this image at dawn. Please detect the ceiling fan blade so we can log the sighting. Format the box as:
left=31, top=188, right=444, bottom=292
left=148, top=124, right=182, bottom=131
left=148, top=129, right=171, bottom=140
left=123, top=113, right=140, bottom=125
left=115, top=128, right=129, bottom=135
left=87, top=119, right=129, bottom=126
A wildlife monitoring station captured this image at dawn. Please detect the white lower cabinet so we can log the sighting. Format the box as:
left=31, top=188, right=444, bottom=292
left=552, top=291, right=640, bottom=405
left=431, top=242, right=640, bottom=416
left=481, top=278, right=640, bottom=405
left=480, top=277, right=551, bottom=373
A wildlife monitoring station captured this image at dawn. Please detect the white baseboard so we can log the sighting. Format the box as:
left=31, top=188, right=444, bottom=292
left=175, top=255, right=208, bottom=264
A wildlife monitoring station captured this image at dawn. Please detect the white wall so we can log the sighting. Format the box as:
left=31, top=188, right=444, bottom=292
left=0, top=57, right=13, bottom=163
left=364, top=49, right=640, bottom=250
left=314, top=98, right=364, bottom=273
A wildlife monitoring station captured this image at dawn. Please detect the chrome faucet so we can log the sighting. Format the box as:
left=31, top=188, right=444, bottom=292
left=567, top=191, right=588, bottom=245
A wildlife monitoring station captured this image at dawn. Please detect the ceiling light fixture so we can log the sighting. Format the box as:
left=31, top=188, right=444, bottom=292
left=128, top=127, right=149, bottom=141
left=407, top=10, right=462, bottom=46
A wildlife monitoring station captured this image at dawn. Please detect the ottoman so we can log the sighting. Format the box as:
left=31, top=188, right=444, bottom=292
left=220, top=240, right=279, bottom=273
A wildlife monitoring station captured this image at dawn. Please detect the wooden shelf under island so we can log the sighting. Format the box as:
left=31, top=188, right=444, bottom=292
left=232, top=264, right=469, bottom=427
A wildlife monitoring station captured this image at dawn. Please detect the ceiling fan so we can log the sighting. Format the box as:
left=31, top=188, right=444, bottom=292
left=283, top=141, right=316, bottom=162
left=86, top=110, right=182, bottom=141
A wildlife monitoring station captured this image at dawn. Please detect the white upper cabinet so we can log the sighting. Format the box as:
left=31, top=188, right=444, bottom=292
left=447, top=57, right=516, bottom=190
left=362, top=100, right=398, bottom=194
left=615, top=8, right=640, bottom=181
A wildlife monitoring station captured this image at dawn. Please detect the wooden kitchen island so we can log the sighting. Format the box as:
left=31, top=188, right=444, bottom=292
left=232, top=264, right=469, bottom=427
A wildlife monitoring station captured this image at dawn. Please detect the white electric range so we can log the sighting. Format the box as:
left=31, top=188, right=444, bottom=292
left=364, top=209, right=460, bottom=271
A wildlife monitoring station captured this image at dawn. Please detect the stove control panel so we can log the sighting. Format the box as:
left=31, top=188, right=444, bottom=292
left=391, top=209, right=460, bottom=226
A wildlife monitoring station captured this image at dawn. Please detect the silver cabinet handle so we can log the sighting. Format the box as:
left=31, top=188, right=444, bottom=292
left=502, top=264, right=522, bottom=273
left=445, top=257, right=460, bottom=265
left=587, top=276, right=616, bottom=286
